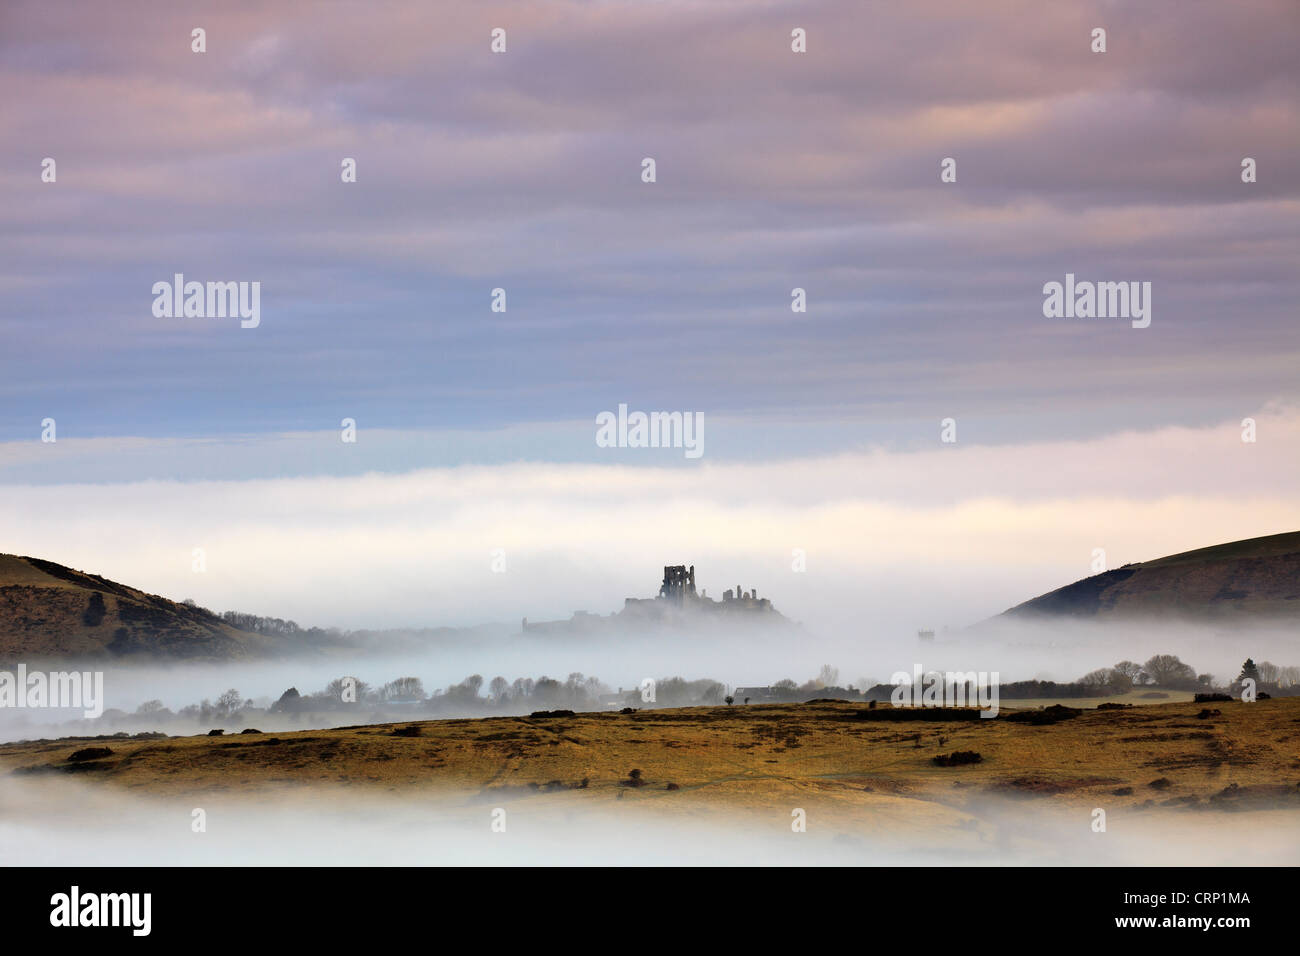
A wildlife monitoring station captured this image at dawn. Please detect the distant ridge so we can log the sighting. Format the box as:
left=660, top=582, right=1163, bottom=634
left=991, top=531, right=1300, bottom=624
left=0, top=554, right=270, bottom=663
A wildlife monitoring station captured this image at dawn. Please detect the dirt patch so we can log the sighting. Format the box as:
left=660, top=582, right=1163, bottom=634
left=850, top=708, right=986, bottom=722
left=990, top=775, right=1119, bottom=797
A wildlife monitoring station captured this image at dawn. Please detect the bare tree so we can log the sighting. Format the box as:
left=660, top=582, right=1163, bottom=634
left=1113, top=661, right=1143, bottom=684
left=1143, top=655, right=1196, bottom=688
left=324, top=676, right=368, bottom=702
left=382, top=677, right=426, bottom=701
left=1081, top=668, right=1127, bottom=691
left=215, top=688, right=243, bottom=717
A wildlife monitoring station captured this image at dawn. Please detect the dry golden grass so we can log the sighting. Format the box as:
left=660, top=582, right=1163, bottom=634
left=989, top=688, right=1199, bottom=709
left=0, top=554, right=263, bottom=661
left=3, top=698, right=1298, bottom=830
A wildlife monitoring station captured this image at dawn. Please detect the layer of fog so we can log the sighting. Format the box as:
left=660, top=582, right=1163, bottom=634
left=3, top=617, right=1296, bottom=743
left=3, top=408, right=1297, bottom=636
left=2, top=775, right=1297, bottom=867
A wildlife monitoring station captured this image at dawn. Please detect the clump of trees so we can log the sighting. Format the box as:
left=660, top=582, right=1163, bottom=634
left=1079, top=655, right=1209, bottom=693
left=83, top=592, right=107, bottom=626
left=1073, top=654, right=1299, bottom=697
left=219, top=609, right=343, bottom=643
left=175, top=687, right=254, bottom=722
left=106, top=652, right=1300, bottom=735
left=382, top=677, right=426, bottom=702
left=1229, top=658, right=1298, bottom=696
left=260, top=671, right=617, bottom=716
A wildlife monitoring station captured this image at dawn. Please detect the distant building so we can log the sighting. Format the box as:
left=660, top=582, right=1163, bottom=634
left=522, top=563, right=782, bottom=634
left=659, top=565, right=696, bottom=602
left=734, top=685, right=780, bottom=702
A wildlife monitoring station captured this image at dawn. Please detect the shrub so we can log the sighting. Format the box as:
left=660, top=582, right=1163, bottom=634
left=1002, top=705, right=1080, bottom=725
left=932, top=751, right=982, bottom=767
left=82, top=592, right=107, bottom=627
left=621, top=768, right=647, bottom=788
left=67, top=747, right=113, bottom=762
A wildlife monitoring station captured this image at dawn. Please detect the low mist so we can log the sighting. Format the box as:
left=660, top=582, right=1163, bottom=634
left=3, top=617, right=1296, bottom=743
left=2, top=774, right=1296, bottom=867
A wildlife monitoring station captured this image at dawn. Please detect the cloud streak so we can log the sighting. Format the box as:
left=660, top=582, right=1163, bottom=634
left=1, top=0, right=1296, bottom=447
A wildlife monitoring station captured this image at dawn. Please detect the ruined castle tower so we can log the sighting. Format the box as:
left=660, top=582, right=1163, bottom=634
left=659, top=564, right=697, bottom=603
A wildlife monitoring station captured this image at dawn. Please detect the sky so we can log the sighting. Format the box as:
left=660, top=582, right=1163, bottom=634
left=0, top=0, right=1296, bottom=631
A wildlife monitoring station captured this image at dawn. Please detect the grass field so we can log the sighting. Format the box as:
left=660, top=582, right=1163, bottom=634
left=997, top=689, right=1199, bottom=709
left=4, top=696, right=1298, bottom=864
left=4, top=697, right=1297, bottom=813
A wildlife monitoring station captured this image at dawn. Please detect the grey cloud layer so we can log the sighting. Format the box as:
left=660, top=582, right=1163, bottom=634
left=1, top=0, right=1296, bottom=448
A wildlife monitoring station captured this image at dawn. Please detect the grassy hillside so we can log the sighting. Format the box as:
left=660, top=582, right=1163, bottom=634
left=0, top=554, right=269, bottom=663
left=995, top=531, right=1300, bottom=622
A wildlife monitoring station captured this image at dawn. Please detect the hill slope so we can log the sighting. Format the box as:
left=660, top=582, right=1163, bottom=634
left=0, top=554, right=270, bottom=663
left=994, top=531, right=1300, bottom=623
